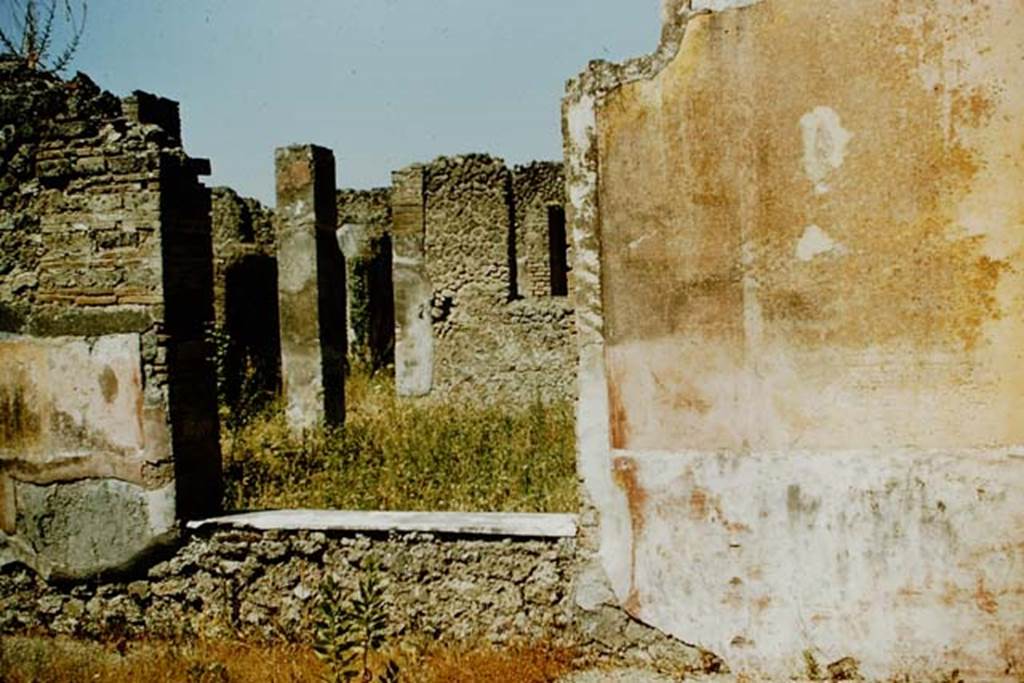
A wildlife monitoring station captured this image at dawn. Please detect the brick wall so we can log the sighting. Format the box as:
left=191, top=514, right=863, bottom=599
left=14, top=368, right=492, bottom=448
left=0, top=57, right=220, bottom=579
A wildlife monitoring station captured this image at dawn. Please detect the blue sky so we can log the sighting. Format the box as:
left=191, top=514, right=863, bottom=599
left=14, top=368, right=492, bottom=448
left=61, top=1, right=661, bottom=204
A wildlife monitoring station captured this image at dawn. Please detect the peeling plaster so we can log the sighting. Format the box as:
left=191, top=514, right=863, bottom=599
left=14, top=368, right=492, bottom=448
left=800, top=106, right=853, bottom=194
left=0, top=333, right=149, bottom=460
left=796, top=225, right=846, bottom=262
left=564, top=0, right=1024, bottom=679
left=664, top=0, right=764, bottom=21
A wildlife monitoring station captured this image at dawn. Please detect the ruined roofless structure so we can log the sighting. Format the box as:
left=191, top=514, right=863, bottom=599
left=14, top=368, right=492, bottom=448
left=2, top=0, right=1023, bottom=675
left=0, top=56, right=220, bottom=578
left=0, top=61, right=578, bottom=578
left=211, top=152, right=578, bottom=411
left=390, top=155, right=575, bottom=405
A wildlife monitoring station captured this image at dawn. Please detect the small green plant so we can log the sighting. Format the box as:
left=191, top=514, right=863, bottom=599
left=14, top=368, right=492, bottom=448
left=206, top=321, right=277, bottom=437
left=313, top=571, right=400, bottom=683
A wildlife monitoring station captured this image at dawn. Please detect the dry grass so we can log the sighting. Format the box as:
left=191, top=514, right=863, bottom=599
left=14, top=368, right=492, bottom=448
left=411, top=643, right=577, bottom=683
left=0, top=636, right=579, bottom=683
left=0, top=637, right=322, bottom=683
left=221, top=366, right=578, bottom=514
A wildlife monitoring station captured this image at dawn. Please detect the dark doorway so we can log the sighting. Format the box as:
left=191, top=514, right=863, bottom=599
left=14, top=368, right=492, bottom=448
left=224, top=254, right=281, bottom=410
left=547, top=205, right=569, bottom=297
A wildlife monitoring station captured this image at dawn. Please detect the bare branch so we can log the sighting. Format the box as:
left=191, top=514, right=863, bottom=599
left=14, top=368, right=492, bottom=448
left=0, top=32, right=18, bottom=56
left=49, top=0, right=84, bottom=72
left=38, top=0, right=59, bottom=59
left=0, top=0, right=87, bottom=72
left=6, top=1, right=29, bottom=37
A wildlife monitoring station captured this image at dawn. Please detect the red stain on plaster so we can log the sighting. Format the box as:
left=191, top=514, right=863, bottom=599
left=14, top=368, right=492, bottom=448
left=653, top=372, right=711, bottom=416
left=941, top=581, right=959, bottom=607
left=687, top=486, right=750, bottom=533
left=975, top=578, right=999, bottom=615
left=951, top=85, right=998, bottom=129
left=624, top=588, right=643, bottom=616
left=898, top=585, right=925, bottom=600
left=613, top=456, right=647, bottom=617
left=607, top=374, right=630, bottom=450
left=0, top=475, right=13, bottom=534
left=690, top=488, right=710, bottom=520
left=131, top=368, right=145, bottom=448
left=613, top=457, right=647, bottom=534
left=999, top=628, right=1024, bottom=676
left=722, top=591, right=744, bottom=609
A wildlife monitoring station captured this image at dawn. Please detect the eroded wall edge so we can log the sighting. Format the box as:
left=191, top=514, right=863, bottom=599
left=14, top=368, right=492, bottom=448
left=561, top=0, right=765, bottom=670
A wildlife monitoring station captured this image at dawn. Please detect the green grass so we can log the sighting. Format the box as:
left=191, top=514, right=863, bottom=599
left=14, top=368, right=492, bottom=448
left=221, top=368, right=578, bottom=513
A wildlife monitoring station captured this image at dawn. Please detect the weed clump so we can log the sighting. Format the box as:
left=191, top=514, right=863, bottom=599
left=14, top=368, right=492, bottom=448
left=314, top=570, right=399, bottom=683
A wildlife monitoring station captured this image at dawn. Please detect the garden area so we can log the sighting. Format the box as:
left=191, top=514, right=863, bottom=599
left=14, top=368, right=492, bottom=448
left=220, top=366, right=579, bottom=515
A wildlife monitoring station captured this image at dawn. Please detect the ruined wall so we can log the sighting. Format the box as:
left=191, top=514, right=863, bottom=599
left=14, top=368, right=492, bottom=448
left=565, top=1, right=1024, bottom=679
left=514, top=162, right=570, bottom=299
left=0, top=514, right=576, bottom=648
left=0, top=510, right=718, bottom=675
left=392, top=155, right=576, bottom=404
left=210, top=188, right=279, bottom=408
left=0, top=57, right=220, bottom=579
left=336, top=188, right=393, bottom=370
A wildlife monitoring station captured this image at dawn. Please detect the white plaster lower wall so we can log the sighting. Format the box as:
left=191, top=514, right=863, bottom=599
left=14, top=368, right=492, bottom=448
left=599, top=448, right=1024, bottom=679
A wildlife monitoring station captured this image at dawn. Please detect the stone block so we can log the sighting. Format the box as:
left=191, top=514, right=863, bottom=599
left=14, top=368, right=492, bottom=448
left=73, top=156, right=106, bottom=175
left=12, top=479, right=176, bottom=579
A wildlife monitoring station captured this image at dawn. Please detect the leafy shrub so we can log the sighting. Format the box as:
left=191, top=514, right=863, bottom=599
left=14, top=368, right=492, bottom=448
left=313, top=571, right=399, bottom=683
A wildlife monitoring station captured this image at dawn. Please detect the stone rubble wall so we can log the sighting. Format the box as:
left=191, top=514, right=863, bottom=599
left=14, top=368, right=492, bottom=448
left=0, top=514, right=711, bottom=675
left=393, top=155, right=576, bottom=405
left=0, top=523, right=575, bottom=645
left=513, top=161, right=569, bottom=300
left=337, top=187, right=391, bottom=235
left=0, top=57, right=220, bottom=579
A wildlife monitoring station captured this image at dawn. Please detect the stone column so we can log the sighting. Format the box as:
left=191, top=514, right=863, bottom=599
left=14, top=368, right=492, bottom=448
left=391, top=165, right=434, bottom=396
left=275, top=145, right=345, bottom=430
